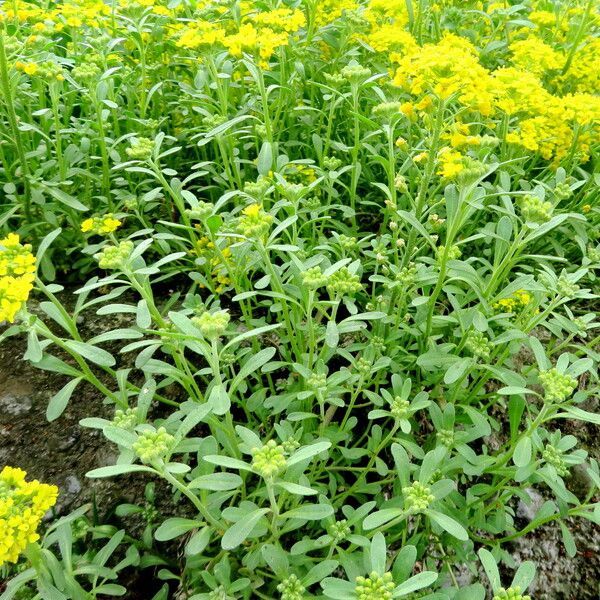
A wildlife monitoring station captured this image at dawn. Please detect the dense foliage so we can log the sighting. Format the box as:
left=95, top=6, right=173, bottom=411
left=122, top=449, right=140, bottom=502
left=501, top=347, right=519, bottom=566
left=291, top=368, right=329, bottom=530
left=1, top=0, right=599, bottom=598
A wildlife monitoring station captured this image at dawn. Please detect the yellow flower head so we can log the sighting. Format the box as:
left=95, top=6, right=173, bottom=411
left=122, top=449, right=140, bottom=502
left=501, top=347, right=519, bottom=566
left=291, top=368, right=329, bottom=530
left=81, top=214, right=122, bottom=235
left=0, top=466, right=58, bottom=566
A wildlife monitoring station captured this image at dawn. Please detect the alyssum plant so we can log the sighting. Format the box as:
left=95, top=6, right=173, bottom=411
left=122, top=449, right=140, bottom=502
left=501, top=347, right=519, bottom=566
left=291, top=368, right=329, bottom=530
left=1, top=0, right=599, bottom=598
left=2, top=158, right=599, bottom=598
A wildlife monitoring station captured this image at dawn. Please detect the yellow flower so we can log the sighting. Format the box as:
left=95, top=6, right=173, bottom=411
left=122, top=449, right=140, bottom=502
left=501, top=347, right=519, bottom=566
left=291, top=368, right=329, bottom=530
left=437, top=147, right=465, bottom=179
left=0, top=467, right=58, bottom=566
left=0, top=233, right=36, bottom=278
left=242, top=203, right=261, bottom=218
left=81, top=214, right=122, bottom=235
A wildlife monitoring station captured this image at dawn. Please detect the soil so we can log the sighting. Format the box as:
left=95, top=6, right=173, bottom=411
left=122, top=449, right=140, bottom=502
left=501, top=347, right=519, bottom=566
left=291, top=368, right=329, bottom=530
left=0, top=296, right=598, bottom=599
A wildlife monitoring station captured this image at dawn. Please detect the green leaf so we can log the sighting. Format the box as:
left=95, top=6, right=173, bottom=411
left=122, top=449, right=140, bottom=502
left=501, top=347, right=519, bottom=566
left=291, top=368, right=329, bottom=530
left=207, top=383, right=230, bottom=415
left=558, top=406, right=600, bottom=425
left=363, top=508, right=402, bottom=530
left=155, top=518, right=204, bottom=541
left=478, top=548, right=500, bottom=591
left=392, top=571, right=438, bottom=597
left=559, top=520, right=577, bottom=558
left=287, top=441, right=331, bottom=466
left=511, top=560, right=536, bottom=591
left=302, top=560, right=339, bottom=587
left=325, top=320, right=339, bottom=348
left=189, top=472, right=243, bottom=491
left=426, top=509, right=468, bottom=541
left=46, top=378, right=83, bottom=422
left=275, top=481, right=317, bottom=495
left=444, top=358, right=471, bottom=385
left=203, top=455, right=252, bottom=471
left=221, top=508, right=269, bottom=550
left=281, top=504, right=334, bottom=521
left=370, top=532, right=387, bottom=574
left=64, top=341, right=116, bottom=367
left=257, top=142, right=273, bottom=176
left=86, top=464, right=155, bottom=478
left=513, top=437, right=532, bottom=467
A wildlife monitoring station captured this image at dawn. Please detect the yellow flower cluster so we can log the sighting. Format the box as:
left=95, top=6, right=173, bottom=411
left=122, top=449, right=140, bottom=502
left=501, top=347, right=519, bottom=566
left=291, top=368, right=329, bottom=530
left=174, top=4, right=307, bottom=68
left=437, top=147, right=465, bottom=180
left=0, top=466, right=58, bottom=566
left=1, top=0, right=110, bottom=29
left=194, top=237, right=232, bottom=294
left=387, top=23, right=600, bottom=164
left=0, top=234, right=36, bottom=323
left=392, top=34, right=495, bottom=116
left=81, top=214, right=122, bottom=235
left=509, top=37, right=563, bottom=76
left=493, top=290, right=534, bottom=314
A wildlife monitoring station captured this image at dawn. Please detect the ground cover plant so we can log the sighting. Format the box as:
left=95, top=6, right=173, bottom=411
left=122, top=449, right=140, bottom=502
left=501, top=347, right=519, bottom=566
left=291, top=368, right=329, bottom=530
left=0, top=0, right=599, bottom=598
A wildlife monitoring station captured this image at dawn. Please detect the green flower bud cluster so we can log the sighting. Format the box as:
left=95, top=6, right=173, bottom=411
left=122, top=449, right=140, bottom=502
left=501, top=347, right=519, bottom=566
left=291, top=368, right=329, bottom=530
left=554, top=182, right=572, bottom=200
left=539, top=368, right=577, bottom=403
left=328, top=518, right=351, bottom=542
left=435, top=244, right=461, bottom=261
left=456, top=156, right=487, bottom=184
left=185, top=201, right=214, bottom=221
left=281, top=182, right=306, bottom=203
left=95, top=241, right=134, bottom=270
left=202, top=114, right=228, bottom=129
left=192, top=309, right=230, bottom=339
left=464, top=330, right=492, bottom=361
left=542, top=444, right=568, bottom=476
left=395, top=263, right=417, bottom=286
left=220, top=351, right=236, bottom=365
left=302, top=266, right=328, bottom=289
left=126, top=137, right=155, bottom=161
left=437, top=428, right=455, bottom=447
left=355, top=572, right=394, bottom=600
left=390, top=396, right=410, bottom=420
left=326, top=267, right=362, bottom=296
left=556, top=275, right=579, bottom=299
left=338, top=234, right=358, bottom=251
left=323, top=72, right=345, bottom=86
left=372, top=102, right=402, bottom=119
left=493, top=586, right=530, bottom=600
left=355, top=357, right=372, bottom=377
left=281, top=437, right=300, bottom=453
left=244, top=177, right=271, bottom=199
left=277, top=574, right=305, bottom=600
left=428, top=213, right=446, bottom=230
left=251, top=440, right=287, bottom=478
left=519, top=194, right=553, bottom=224
left=323, top=156, right=342, bottom=170
left=123, top=196, right=139, bottom=210
left=307, top=373, right=327, bottom=391
left=254, top=123, right=268, bottom=138
left=371, top=336, right=385, bottom=352
left=403, top=481, right=434, bottom=512
left=72, top=60, right=101, bottom=82
left=301, top=196, right=321, bottom=211
left=3, top=37, right=20, bottom=54
left=394, top=174, right=408, bottom=193
left=588, top=245, right=600, bottom=262
left=113, top=407, right=138, bottom=431
left=32, top=60, right=65, bottom=81
left=478, top=135, right=500, bottom=148
left=236, top=204, right=273, bottom=238
left=341, top=64, right=372, bottom=84
left=133, top=427, right=174, bottom=464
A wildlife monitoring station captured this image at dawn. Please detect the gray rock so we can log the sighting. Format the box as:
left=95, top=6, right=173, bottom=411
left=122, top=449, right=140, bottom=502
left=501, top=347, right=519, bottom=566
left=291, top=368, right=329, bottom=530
left=0, top=392, right=32, bottom=416
left=516, top=488, right=545, bottom=522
